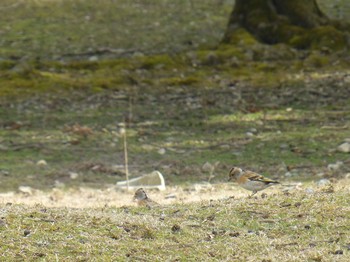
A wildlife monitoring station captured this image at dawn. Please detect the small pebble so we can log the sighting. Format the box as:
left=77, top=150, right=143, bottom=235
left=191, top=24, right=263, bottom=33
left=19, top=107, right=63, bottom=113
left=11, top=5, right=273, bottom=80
left=337, top=142, right=350, bottom=153
left=305, top=188, right=314, bottom=194
left=317, top=179, right=331, bottom=187
left=327, top=161, right=343, bottom=171
left=249, top=128, right=257, bottom=134
left=69, top=172, right=79, bottom=180
left=158, top=148, right=166, bottom=155
left=24, top=229, right=31, bottom=237
left=246, top=132, right=254, bottom=137
left=36, top=160, right=47, bottom=166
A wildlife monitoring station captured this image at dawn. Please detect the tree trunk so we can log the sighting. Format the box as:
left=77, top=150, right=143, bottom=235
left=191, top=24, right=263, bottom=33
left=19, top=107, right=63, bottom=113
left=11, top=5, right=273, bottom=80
left=223, top=0, right=348, bottom=50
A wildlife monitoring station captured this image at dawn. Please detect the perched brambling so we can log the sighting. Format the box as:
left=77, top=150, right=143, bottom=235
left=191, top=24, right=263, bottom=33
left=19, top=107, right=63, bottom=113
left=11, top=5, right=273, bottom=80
left=133, top=188, right=159, bottom=208
left=228, top=167, right=279, bottom=196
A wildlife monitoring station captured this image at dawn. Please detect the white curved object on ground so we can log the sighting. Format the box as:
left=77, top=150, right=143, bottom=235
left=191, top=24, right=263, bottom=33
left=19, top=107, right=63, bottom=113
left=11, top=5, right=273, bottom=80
left=116, top=170, right=166, bottom=191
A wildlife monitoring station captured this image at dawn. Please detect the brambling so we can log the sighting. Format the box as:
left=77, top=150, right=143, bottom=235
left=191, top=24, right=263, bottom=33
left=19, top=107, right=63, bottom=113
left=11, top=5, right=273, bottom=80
left=133, top=188, right=159, bottom=208
left=228, top=167, right=279, bottom=196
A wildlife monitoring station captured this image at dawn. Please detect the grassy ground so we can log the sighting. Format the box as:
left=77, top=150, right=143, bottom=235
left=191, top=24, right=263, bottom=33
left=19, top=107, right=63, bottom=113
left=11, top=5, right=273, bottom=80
left=1, top=51, right=349, bottom=191
left=1, top=183, right=349, bottom=261
left=0, top=0, right=233, bottom=60
left=0, top=0, right=349, bottom=60
left=0, top=0, right=350, bottom=260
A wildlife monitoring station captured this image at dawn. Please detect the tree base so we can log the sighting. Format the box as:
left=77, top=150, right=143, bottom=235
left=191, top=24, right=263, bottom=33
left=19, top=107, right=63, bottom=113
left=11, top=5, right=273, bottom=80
left=222, top=0, right=350, bottom=51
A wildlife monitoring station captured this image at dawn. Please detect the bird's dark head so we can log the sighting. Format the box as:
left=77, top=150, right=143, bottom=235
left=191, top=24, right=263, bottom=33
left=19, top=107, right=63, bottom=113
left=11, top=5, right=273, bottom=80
left=133, top=188, right=148, bottom=201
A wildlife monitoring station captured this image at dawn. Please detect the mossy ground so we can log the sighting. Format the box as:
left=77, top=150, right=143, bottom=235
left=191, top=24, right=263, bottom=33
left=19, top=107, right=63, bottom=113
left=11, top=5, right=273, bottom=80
left=1, top=52, right=349, bottom=191
left=0, top=0, right=350, bottom=260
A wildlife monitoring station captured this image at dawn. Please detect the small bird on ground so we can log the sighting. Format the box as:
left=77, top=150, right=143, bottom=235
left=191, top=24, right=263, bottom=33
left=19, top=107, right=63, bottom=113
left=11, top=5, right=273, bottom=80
left=133, top=188, right=159, bottom=208
left=228, top=167, right=279, bottom=196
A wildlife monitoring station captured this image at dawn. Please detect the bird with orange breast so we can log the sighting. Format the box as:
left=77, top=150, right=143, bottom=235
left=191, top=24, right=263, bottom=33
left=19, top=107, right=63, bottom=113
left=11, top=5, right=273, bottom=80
left=229, top=167, right=279, bottom=196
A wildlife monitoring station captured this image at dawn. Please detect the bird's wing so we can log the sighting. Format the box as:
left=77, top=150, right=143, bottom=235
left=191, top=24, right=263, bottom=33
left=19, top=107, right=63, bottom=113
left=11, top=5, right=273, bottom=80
left=245, top=171, right=278, bottom=184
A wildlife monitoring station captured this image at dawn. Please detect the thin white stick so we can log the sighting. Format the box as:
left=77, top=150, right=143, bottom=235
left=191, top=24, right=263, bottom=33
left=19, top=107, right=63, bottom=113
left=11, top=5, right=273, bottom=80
left=122, top=126, right=129, bottom=189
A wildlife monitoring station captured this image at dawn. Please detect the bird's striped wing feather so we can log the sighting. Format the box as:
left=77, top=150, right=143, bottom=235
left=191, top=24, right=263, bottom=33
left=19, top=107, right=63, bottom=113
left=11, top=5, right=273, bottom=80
left=245, top=171, right=278, bottom=184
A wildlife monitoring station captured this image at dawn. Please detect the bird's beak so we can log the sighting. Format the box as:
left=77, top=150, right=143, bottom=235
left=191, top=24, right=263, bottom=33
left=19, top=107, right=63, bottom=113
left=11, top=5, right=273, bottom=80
left=228, top=176, right=232, bottom=182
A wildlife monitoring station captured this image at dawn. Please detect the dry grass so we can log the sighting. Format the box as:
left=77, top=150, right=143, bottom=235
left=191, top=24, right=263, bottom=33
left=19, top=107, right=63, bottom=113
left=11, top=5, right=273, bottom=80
left=0, top=180, right=349, bottom=261
left=0, top=183, right=262, bottom=208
